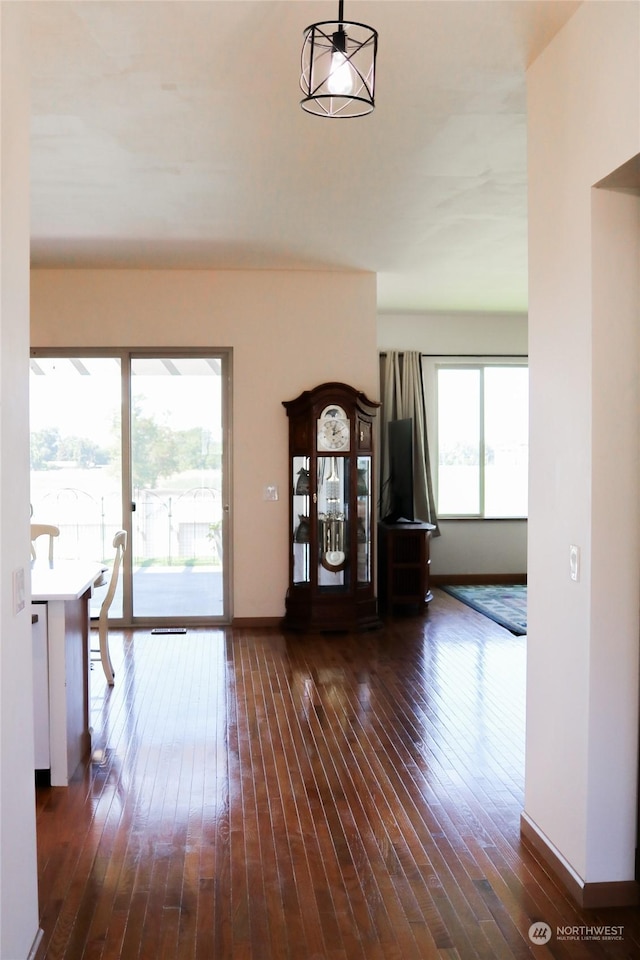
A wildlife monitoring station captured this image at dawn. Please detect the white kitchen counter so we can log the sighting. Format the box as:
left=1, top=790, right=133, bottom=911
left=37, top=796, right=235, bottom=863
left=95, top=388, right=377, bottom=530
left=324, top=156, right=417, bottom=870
left=31, top=560, right=103, bottom=786
left=31, top=560, right=103, bottom=603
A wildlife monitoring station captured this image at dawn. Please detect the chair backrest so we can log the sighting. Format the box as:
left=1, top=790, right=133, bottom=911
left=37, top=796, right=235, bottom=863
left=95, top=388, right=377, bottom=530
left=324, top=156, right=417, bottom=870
left=30, top=523, right=60, bottom=563
left=101, top=530, right=127, bottom=616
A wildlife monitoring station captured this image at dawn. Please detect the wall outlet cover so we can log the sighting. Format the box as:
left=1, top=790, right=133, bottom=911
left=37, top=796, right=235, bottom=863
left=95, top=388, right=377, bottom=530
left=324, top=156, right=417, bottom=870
left=569, top=545, right=580, bottom=582
left=13, top=567, right=25, bottom=614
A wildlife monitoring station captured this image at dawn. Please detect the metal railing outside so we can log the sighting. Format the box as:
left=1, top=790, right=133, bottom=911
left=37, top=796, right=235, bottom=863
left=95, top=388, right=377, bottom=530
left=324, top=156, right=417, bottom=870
left=31, top=486, right=222, bottom=567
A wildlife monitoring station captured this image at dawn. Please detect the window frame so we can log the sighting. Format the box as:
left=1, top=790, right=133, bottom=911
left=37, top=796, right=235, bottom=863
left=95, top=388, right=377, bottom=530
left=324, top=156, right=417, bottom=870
left=422, top=355, right=529, bottom=520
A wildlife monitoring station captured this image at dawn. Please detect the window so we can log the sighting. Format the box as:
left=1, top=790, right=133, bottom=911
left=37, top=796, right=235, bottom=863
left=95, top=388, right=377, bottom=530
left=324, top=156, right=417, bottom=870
left=424, top=359, right=528, bottom=518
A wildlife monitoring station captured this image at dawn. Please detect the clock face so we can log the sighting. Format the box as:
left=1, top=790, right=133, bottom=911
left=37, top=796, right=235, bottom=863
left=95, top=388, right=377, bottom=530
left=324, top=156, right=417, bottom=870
left=317, top=413, right=350, bottom=451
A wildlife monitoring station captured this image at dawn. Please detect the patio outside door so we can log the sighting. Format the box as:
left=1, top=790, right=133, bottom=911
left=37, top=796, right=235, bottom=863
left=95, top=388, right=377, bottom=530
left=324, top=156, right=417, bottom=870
left=29, top=350, right=230, bottom=624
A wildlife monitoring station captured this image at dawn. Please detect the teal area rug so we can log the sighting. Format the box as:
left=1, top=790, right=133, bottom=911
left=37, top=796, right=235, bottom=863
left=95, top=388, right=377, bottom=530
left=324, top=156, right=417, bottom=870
left=440, top=584, right=527, bottom=635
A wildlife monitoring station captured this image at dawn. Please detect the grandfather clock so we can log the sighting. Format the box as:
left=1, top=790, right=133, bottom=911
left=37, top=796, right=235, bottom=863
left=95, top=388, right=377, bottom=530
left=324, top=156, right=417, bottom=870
left=282, top=382, right=380, bottom=631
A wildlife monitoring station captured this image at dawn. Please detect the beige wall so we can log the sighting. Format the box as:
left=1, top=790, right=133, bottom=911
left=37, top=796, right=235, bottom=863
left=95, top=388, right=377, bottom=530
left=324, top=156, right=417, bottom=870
left=31, top=268, right=378, bottom=619
left=525, top=1, right=640, bottom=888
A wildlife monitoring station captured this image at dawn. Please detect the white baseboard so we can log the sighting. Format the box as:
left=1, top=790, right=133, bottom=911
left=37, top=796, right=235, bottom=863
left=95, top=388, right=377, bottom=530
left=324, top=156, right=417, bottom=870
left=27, top=928, right=44, bottom=960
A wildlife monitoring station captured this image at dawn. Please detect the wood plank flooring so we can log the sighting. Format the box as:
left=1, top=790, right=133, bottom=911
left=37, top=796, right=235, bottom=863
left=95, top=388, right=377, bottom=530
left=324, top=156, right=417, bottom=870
left=34, top=589, right=640, bottom=959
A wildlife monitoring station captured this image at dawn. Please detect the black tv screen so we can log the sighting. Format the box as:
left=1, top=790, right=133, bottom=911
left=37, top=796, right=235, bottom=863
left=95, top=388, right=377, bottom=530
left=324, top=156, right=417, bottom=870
left=385, top=418, right=415, bottom=522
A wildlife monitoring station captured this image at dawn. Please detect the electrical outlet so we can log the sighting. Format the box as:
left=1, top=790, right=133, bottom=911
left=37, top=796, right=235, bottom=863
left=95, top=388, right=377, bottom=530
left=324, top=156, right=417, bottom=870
left=569, top=544, right=580, bottom=582
left=12, top=567, right=25, bottom=614
left=263, top=484, right=279, bottom=502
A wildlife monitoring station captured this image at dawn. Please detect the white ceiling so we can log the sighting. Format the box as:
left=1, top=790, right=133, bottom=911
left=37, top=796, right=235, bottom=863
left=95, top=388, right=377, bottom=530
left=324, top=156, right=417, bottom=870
left=28, top=0, right=580, bottom=313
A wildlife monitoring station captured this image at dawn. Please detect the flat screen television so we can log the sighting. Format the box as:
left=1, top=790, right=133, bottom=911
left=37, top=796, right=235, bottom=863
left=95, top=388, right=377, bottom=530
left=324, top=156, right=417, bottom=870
left=384, top=417, right=415, bottom=523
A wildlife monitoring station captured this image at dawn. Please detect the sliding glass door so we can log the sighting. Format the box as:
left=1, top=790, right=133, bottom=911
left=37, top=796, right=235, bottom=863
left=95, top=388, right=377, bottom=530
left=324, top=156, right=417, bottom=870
left=30, top=355, right=125, bottom=618
left=29, top=350, right=230, bottom=624
left=129, top=356, right=225, bottom=619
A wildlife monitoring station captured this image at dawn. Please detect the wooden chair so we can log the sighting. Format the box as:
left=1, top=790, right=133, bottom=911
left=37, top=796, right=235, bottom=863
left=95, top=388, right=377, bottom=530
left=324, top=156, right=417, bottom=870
left=98, top=530, right=127, bottom=686
left=30, top=523, right=60, bottom=563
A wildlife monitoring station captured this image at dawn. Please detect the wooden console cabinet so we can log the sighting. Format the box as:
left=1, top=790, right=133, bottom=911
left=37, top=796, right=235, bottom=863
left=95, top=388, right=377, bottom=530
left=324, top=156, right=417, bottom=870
left=378, top=521, right=435, bottom=611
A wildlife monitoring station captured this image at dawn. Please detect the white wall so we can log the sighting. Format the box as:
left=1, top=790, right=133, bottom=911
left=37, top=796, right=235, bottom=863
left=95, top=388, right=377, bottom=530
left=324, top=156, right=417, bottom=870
left=377, top=311, right=527, bottom=357
left=378, top=310, right=528, bottom=577
left=30, top=268, right=379, bottom=620
left=430, top=519, right=527, bottom=578
left=0, top=4, right=41, bottom=957
left=525, top=0, right=640, bottom=889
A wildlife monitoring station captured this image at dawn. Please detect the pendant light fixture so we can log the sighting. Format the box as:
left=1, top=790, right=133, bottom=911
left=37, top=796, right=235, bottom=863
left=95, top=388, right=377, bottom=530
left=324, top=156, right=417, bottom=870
left=300, top=0, right=378, bottom=118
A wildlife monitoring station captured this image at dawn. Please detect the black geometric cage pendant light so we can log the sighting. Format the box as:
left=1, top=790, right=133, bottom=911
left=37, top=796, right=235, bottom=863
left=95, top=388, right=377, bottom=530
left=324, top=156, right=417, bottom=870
left=300, top=0, right=378, bottom=118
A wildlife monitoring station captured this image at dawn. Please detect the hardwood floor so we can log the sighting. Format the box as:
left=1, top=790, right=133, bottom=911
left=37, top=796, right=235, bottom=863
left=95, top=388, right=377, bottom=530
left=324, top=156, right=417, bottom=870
left=34, top=589, right=640, bottom=959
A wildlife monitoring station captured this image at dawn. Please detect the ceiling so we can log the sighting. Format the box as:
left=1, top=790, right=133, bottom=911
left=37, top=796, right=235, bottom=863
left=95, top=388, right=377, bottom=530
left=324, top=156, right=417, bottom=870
left=27, top=0, right=580, bottom=314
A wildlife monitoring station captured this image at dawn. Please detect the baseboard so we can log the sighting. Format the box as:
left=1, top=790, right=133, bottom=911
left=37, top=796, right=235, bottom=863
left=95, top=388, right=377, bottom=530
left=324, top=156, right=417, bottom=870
left=27, top=928, right=44, bottom=960
left=520, top=812, right=640, bottom=908
left=431, top=573, right=527, bottom=586
left=231, top=617, right=282, bottom=628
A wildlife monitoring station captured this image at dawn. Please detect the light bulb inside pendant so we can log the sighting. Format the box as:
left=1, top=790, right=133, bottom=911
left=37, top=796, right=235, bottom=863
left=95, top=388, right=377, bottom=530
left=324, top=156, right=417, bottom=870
left=327, top=29, right=354, bottom=96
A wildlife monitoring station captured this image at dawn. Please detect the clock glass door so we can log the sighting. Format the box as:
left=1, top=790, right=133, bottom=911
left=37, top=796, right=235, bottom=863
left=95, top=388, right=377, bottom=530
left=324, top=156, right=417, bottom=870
left=356, top=455, right=372, bottom=583
left=292, top=455, right=311, bottom=584
left=317, top=455, right=349, bottom=586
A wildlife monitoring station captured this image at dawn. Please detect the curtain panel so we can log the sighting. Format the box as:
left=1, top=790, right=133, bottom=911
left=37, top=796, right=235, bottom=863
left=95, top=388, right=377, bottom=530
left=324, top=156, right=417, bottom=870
left=379, top=351, right=440, bottom=535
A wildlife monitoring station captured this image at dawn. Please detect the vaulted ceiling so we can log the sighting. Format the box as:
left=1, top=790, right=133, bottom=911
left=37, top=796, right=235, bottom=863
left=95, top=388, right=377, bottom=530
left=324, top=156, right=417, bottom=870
left=28, top=0, right=580, bottom=313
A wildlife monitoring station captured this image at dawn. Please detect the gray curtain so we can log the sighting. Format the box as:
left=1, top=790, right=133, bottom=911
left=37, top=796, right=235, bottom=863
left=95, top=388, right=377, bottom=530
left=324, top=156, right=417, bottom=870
left=379, top=350, right=440, bottom=535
